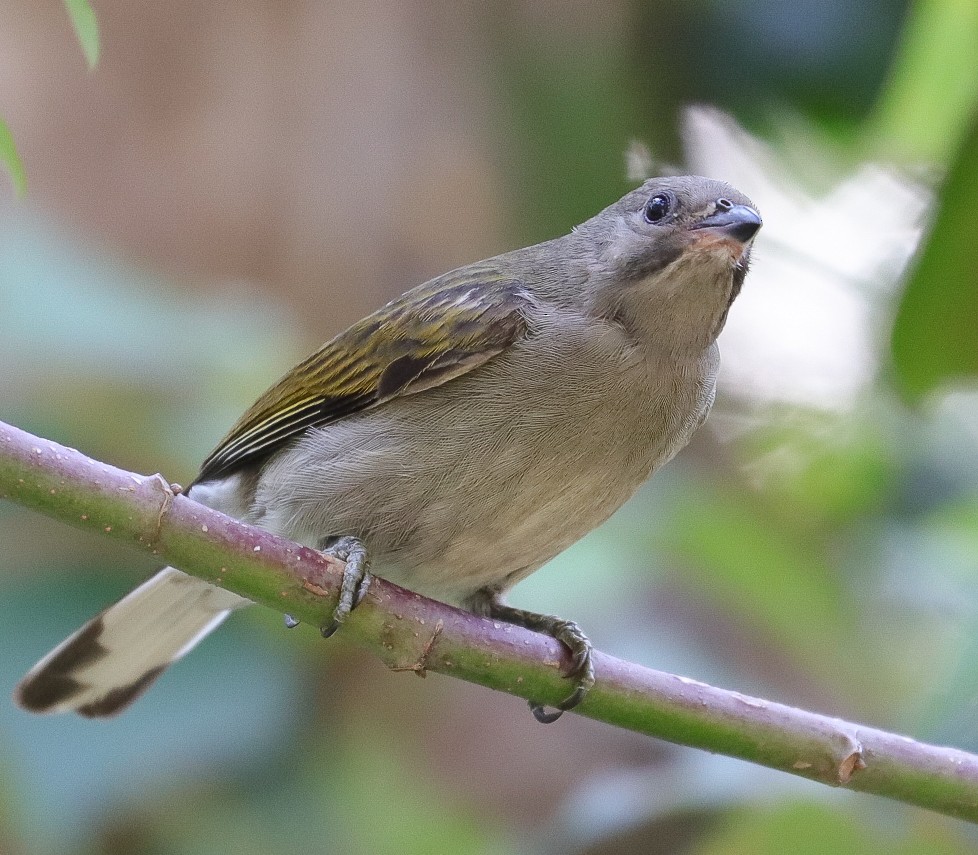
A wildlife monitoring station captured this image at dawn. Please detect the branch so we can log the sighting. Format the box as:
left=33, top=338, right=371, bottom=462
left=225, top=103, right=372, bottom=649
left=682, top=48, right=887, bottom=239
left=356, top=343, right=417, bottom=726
left=2, top=419, right=978, bottom=823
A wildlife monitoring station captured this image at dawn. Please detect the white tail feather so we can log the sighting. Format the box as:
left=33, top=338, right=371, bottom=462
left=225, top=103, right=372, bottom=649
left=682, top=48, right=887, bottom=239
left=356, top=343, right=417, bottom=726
left=16, top=567, right=250, bottom=717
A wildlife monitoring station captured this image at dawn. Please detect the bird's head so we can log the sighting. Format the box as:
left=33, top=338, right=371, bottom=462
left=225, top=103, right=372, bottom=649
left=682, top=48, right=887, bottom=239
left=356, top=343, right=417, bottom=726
left=579, top=175, right=761, bottom=351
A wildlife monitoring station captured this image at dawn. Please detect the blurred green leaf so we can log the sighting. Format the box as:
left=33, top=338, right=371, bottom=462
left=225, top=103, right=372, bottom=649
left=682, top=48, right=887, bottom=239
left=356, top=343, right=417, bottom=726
left=891, top=115, right=978, bottom=400
left=743, top=411, right=893, bottom=526
left=662, top=482, right=852, bottom=671
left=697, top=801, right=976, bottom=855
left=327, top=727, right=490, bottom=855
left=698, top=803, right=874, bottom=855
left=0, top=118, right=27, bottom=197
left=63, top=0, right=100, bottom=70
left=491, top=21, right=656, bottom=242
left=867, top=0, right=978, bottom=161
left=131, top=717, right=497, bottom=855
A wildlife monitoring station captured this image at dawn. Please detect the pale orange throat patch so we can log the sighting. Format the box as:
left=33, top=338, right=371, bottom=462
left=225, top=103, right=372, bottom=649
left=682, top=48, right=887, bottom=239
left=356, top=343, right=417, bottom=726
left=688, top=230, right=751, bottom=260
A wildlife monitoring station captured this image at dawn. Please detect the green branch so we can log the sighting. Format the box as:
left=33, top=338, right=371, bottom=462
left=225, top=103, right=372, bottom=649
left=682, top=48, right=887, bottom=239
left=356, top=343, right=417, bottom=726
left=2, top=417, right=978, bottom=822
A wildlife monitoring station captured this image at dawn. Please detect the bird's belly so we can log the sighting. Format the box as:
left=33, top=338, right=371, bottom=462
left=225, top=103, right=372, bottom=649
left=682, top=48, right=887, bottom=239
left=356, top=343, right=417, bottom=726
left=385, top=427, right=661, bottom=601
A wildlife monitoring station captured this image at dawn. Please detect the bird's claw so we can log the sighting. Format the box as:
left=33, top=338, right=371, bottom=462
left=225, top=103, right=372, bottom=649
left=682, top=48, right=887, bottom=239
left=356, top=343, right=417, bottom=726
left=528, top=618, right=595, bottom=723
left=317, top=535, right=371, bottom=638
left=478, top=596, right=595, bottom=724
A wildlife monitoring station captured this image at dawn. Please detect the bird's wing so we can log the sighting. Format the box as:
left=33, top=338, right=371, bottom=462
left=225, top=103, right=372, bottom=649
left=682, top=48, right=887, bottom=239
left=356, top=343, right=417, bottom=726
left=193, top=268, right=531, bottom=484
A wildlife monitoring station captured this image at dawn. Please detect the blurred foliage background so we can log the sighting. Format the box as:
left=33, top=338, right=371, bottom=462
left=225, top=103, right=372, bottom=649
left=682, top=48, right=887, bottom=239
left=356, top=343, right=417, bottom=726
left=2, top=1, right=978, bottom=853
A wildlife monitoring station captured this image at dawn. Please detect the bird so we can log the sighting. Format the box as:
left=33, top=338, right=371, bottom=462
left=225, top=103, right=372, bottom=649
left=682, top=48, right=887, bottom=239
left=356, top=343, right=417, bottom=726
left=14, top=175, right=761, bottom=721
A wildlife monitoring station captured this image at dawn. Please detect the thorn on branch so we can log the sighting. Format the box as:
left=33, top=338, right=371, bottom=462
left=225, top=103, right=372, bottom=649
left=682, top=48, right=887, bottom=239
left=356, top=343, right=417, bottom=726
left=148, top=473, right=176, bottom=548
left=838, top=747, right=867, bottom=784
left=391, top=619, right=444, bottom=678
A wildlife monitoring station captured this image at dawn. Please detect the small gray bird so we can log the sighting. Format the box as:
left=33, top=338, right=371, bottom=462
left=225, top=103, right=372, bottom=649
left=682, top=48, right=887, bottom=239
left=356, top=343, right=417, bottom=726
left=15, top=176, right=761, bottom=721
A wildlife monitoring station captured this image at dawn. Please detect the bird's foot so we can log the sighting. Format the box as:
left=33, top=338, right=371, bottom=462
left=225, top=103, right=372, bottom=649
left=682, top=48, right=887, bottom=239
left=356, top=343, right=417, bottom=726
left=316, top=535, right=372, bottom=638
left=479, top=597, right=595, bottom=723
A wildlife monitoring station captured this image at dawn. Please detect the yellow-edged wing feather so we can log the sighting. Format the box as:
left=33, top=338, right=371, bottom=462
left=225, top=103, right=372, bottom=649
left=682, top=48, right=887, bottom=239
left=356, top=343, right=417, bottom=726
left=194, top=266, right=531, bottom=484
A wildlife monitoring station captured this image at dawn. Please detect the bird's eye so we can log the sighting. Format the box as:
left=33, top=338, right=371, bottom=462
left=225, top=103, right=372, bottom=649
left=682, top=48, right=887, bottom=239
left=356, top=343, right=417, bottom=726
left=643, top=194, right=672, bottom=224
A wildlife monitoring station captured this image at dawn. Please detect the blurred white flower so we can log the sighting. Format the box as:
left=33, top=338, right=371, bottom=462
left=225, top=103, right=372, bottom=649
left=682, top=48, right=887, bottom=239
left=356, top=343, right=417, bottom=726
left=682, top=107, right=931, bottom=409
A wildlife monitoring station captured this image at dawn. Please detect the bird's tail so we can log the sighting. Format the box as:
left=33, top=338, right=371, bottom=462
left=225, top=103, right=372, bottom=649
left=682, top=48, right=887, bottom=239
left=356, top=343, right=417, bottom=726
left=15, top=567, right=249, bottom=717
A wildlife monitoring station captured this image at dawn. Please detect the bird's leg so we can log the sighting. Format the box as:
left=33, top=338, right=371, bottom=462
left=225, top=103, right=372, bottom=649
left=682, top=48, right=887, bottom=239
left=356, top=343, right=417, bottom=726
left=316, top=535, right=372, bottom=638
left=471, top=591, right=595, bottom=723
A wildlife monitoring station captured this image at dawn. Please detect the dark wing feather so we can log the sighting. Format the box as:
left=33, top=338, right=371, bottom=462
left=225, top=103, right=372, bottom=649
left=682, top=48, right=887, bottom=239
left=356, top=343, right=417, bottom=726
left=193, top=268, right=531, bottom=484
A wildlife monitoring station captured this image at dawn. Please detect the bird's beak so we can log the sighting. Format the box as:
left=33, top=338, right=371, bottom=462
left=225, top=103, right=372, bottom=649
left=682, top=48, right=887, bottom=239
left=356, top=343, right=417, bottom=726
left=690, top=204, right=762, bottom=245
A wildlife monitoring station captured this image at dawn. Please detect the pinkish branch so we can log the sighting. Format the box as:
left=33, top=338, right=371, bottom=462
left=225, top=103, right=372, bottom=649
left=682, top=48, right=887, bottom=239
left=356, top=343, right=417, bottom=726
left=2, top=418, right=978, bottom=823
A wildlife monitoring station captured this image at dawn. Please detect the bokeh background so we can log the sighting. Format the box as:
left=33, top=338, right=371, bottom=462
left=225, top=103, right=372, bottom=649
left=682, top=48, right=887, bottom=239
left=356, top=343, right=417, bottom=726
left=2, top=1, right=978, bottom=852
